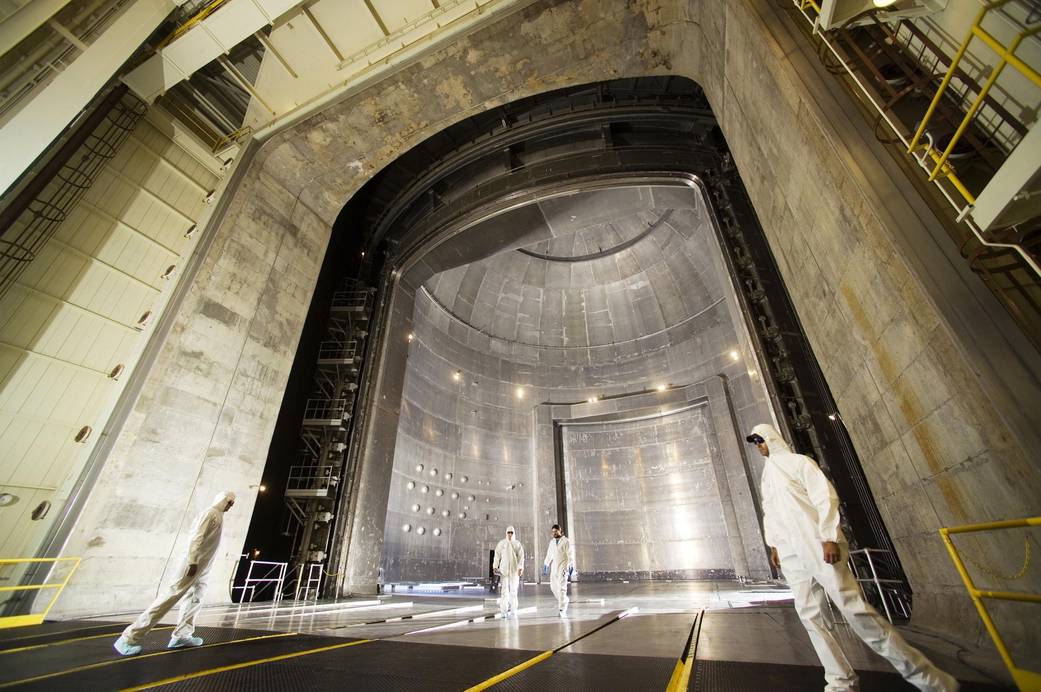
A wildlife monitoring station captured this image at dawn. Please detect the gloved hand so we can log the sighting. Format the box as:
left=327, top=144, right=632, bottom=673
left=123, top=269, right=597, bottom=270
left=542, top=565, right=548, bottom=576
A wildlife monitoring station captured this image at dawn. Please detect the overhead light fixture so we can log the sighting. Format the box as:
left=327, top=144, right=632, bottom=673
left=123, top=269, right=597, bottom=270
left=515, top=387, right=525, bottom=399
left=587, top=396, right=598, bottom=404
left=873, top=0, right=898, bottom=6
left=452, top=370, right=462, bottom=382
left=407, top=333, right=414, bottom=342
left=729, top=350, right=740, bottom=361
left=656, top=384, right=667, bottom=392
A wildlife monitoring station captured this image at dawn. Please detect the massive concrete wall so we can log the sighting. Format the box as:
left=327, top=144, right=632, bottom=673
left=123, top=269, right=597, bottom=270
left=51, top=0, right=1040, bottom=644
left=686, top=1, right=1041, bottom=643
left=53, top=165, right=330, bottom=616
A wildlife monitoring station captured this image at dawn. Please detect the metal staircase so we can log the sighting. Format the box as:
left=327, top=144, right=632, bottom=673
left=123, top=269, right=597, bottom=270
left=282, top=279, right=373, bottom=593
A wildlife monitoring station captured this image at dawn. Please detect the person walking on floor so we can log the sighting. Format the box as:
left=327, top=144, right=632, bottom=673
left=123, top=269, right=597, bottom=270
left=543, top=523, right=573, bottom=617
left=114, top=491, right=236, bottom=655
left=493, top=525, right=524, bottom=618
left=747, top=424, right=958, bottom=692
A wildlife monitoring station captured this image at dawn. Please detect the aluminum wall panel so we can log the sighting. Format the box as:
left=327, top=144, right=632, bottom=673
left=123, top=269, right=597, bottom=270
left=562, top=407, right=735, bottom=580
left=380, top=185, right=776, bottom=584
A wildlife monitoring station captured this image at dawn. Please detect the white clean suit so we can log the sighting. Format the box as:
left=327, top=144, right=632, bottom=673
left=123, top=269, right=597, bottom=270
left=493, top=527, right=525, bottom=616
left=543, top=534, right=573, bottom=612
left=753, top=424, right=957, bottom=692
left=121, top=491, right=235, bottom=646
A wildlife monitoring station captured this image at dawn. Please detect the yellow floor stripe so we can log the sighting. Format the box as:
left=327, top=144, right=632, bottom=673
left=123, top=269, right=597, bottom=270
left=463, top=650, right=554, bottom=691
left=0, top=632, right=296, bottom=688
left=665, top=658, right=685, bottom=691
left=0, top=627, right=174, bottom=655
left=671, top=654, right=694, bottom=692
left=665, top=611, right=702, bottom=692
left=121, top=638, right=372, bottom=691
left=0, top=623, right=118, bottom=644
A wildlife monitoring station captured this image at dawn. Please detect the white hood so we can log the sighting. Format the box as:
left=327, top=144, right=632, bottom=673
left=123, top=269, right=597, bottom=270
left=750, top=423, right=792, bottom=455
left=211, top=490, right=236, bottom=510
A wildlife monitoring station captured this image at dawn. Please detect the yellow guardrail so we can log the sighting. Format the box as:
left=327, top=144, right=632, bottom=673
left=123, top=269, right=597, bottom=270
left=0, top=557, right=81, bottom=629
left=908, top=0, right=1041, bottom=203
left=939, top=517, right=1040, bottom=692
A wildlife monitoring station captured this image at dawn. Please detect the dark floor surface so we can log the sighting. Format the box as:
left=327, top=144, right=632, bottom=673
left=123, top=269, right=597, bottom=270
left=0, top=616, right=1011, bottom=691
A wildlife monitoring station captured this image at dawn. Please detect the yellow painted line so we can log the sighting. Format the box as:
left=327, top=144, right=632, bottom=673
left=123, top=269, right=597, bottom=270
left=0, top=632, right=296, bottom=689
left=463, top=650, right=553, bottom=691
left=0, top=627, right=174, bottom=655
left=121, top=638, right=372, bottom=691
left=665, top=612, right=702, bottom=692
left=0, top=622, right=118, bottom=644
left=671, top=653, right=694, bottom=692
left=665, top=658, right=685, bottom=691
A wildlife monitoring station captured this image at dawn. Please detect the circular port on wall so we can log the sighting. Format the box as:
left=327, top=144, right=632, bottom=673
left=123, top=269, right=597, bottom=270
left=32, top=501, right=51, bottom=521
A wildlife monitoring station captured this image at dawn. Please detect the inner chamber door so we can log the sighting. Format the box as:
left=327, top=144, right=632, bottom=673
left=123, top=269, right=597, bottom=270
left=561, top=405, right=737, bottom=580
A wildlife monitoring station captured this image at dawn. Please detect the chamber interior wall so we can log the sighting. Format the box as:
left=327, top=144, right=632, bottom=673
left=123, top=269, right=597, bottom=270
left=563, top=407, right=737, bottom=580
left=381, top=186, right=774, bottom=583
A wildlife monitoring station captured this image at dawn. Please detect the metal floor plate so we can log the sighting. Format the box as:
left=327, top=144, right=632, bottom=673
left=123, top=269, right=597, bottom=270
left=495, top=651, right=678, bottom=691
left=690, top=660, right=1007, bottom=692
left=3, top=628, right=354, bottom=690
left=158, top=640, right=540, bottom=691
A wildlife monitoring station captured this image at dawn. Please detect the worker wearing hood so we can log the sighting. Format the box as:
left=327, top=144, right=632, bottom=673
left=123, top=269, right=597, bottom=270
left=750, top=424, right=957, bottom=692
left=493, top=525, right=525, bottom=618
left=114, top=491, right=236, bottom=656
left=543, top=523, right=573, bottom=616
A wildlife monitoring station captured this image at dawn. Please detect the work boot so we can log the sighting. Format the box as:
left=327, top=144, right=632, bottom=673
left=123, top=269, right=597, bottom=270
left=168, top=635, right=204, bottom=648
left=113, top=635, right=142, bottom=656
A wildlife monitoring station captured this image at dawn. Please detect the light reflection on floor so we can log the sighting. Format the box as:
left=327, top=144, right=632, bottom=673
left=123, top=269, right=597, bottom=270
left=105, top=579, right=1005, bottom=686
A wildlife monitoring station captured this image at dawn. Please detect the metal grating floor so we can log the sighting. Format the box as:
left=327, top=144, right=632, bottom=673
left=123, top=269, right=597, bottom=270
left=690, top=660, right=1007, bottom=692
left=495, top=651, right=678, bottom=692
left=159, top=640, right=539, bottom=692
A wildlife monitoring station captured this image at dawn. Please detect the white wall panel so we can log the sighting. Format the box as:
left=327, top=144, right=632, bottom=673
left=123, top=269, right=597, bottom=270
left=0, top=106, right=221, bottom=560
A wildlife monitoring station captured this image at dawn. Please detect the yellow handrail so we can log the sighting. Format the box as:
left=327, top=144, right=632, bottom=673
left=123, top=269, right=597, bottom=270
left=908, top=0, right=1041, bottom=201
left=939, top=517, right=1041, bottom=692
left=0, top=557, right=81, bottom=629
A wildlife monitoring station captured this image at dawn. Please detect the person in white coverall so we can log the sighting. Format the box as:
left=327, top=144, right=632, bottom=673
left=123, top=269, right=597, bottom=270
left=114, top=491, right=236, bottom=655
left=542, top=523, right=573, bottom=616
left=748, top=424, right=957, bottom=692
left=493, top=525, right=524, bottom=618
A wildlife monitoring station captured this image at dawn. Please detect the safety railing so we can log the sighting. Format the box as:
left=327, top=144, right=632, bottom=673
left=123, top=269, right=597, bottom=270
left=908, top=1, right=1041, bottom=198
left=235, top=560, right=287, bottom=604
left=0, top=557, right=81, bottom=628
left=331, top=289, right=373, bottom=312
left=317, top=340, right=358, bottom=362
left=285, top=465, right=338, bottom=495
left=788, top=0, right=1041, bottom=353
left=293, top=563, right=324, bottom=601
left=939, top=517, right=1040, bottom=691
left=847, top=548, right=910, bottom=623
left=301, top=398, right=351, bottom=423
